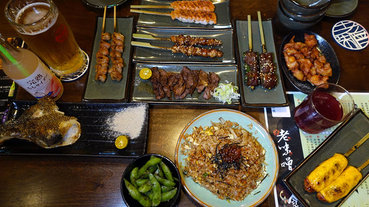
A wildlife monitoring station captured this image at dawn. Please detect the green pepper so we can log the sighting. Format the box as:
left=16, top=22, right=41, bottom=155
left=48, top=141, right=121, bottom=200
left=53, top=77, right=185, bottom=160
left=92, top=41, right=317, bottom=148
left=160, top=161, right=174, bottom=181
left=124, top=179, right=152, bottom=207
left=154, top=174, right=176, bottom=187
left=149, top=173, right=161, bottom=206
left=138, top=156, right=162, bottom=177
left=161, top=188, right=177, bottom=202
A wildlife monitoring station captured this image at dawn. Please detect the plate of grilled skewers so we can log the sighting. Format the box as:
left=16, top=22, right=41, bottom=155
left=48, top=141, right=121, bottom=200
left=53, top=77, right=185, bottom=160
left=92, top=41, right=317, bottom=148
left=131, top=0, right=231, bottom=29
left=84, top=8, right=133, bottom=100
left=284, top=108, right=369, bottom=206
left=132, top=28, right=234, bottom=64
left=131, top=63, right=239, bottom=104
left=236, top=13, right=288, bottom=107
left=279, top=31, right=340, bottom=94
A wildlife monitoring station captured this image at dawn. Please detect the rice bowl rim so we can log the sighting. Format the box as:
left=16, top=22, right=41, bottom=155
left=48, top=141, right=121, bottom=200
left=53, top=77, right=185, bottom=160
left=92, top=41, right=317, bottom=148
left=174, top=108, right=279, bottom=207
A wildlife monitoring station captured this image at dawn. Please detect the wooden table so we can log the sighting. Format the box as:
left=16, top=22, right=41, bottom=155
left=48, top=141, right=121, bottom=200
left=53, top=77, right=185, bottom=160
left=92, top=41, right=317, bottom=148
left=0, top=0, right=368, bottom=206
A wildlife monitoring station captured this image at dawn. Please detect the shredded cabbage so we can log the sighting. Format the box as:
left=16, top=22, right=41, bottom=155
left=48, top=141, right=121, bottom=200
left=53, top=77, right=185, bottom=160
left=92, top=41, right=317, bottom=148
left=213, top=81, right=240, bottom=104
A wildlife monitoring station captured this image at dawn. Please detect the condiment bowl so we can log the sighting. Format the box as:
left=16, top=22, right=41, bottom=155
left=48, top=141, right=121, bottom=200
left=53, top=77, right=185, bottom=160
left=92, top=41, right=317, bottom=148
left=120, top=153, right=182, bottom=207
left=279, top=0, right=326, bottom=22
left=281, top=0, right=331, bottom=16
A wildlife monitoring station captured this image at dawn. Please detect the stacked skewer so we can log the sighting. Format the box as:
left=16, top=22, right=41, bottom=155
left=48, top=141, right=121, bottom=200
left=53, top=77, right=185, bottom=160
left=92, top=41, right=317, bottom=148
left=243, top=11, right=278, bottom=90
left=95, top=5, right=125, bottom=82
left=130, top=0, right=216, bottom=25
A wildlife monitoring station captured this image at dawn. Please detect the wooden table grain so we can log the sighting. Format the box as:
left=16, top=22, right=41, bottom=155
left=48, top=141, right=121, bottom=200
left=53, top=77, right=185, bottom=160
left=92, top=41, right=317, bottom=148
left=0, top=0, right=368, bottom=206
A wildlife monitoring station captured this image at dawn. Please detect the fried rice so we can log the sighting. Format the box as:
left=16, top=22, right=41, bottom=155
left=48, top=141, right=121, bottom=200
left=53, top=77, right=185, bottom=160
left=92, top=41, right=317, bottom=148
left=181, top=118, right=266, bottom=201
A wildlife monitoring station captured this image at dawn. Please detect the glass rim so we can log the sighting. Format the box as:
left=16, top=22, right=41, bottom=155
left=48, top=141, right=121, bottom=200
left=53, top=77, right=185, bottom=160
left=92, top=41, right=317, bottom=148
left=311, top=83, right=355, bottom=122
left=5, top=0, right=55, bottom=28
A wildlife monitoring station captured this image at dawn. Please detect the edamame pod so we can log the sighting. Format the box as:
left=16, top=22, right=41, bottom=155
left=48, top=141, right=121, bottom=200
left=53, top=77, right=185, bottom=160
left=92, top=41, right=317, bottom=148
left=161, top=188, right=177, bottom=202
left=138, top=182, right=152, bottom=193
left=149, top=173, right=161, bottom=206
left=161, top=185, right=174, bottom=193
left=124, top=179, right=152, bottom=207
left=136, top=178, right=149, bottom=187
left=154, top=174, right=176, bottom=187
left=138, top=156, right=162, bottom=177
left=160, top=161, right=174, bottom=182
left=130, top=167, right=139, bottom=187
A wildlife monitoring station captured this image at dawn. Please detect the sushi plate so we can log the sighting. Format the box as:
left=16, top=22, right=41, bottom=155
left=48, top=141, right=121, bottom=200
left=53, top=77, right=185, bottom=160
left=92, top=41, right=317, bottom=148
left=236, top=20, right=288, bottom=107
left=131, top=63, right=239, bottom=105
left=133, top=27, right=235, bottom=64
left=0, top=101, right=149, bottom=158
left=83, top=17, right=133, bottom=101
left=136, top=0, right=231, bottom=29
left=284, top=109, right=369, bottom=207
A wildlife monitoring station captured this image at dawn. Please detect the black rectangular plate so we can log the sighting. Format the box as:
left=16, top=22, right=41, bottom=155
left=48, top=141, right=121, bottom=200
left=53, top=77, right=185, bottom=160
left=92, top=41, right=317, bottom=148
left=0, top=101, right=149, bottom=158
left=83, top=17, right=133, bottom=101
left=131, top=63, right=239, bottom=105
left=236, top=20, right=288, bottom=107
left=283, top=109, right=369, bottom=207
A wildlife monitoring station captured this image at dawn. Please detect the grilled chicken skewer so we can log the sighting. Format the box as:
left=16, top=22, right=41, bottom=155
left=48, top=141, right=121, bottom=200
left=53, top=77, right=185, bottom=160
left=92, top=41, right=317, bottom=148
left=257, top=11, right=277, bottom=89
left=243, top=15, right=260, bottom=89
left=95, top=6, right=110, bottom=82
left=108, top=5, right=124, bottom=81
left=131, top=0, right=215, bottom=12
left=130, top=9, right=216, bottom=25
left=304, top=132, right=369, bottom=193
left=133, top=33, right=222, bottom=47
left=131, top=41, right=223, bottom=58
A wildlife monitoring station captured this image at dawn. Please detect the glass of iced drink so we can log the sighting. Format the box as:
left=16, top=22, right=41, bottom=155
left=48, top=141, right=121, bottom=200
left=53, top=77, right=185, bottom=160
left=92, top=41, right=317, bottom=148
left=294, top=83, right=355, bottom=134
left=4, top=0, right=89, bottom=82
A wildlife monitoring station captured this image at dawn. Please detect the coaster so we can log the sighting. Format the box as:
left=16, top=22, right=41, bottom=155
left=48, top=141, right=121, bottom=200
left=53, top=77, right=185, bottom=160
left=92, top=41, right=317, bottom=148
left=332, top=20, right=369, bottom=51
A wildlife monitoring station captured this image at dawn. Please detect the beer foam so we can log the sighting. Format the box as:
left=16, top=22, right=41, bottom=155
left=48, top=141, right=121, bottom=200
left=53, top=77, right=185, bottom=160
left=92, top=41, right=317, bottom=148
left=15, top=2, right=57, bottom=36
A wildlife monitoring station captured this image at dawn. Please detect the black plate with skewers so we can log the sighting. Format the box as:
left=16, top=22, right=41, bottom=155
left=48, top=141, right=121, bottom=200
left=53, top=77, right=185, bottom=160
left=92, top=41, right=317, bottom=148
left=279, top=31, right=340, bottom=94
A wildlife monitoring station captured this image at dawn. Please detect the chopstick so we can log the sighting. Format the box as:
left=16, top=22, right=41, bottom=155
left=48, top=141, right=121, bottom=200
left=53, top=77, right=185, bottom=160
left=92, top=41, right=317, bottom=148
left=257, top=11, right=266, bottom=53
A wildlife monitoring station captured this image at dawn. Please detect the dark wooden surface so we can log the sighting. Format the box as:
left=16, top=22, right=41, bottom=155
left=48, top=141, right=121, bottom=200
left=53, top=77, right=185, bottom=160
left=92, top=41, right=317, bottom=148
left=0, top=0, right=368, bottom=206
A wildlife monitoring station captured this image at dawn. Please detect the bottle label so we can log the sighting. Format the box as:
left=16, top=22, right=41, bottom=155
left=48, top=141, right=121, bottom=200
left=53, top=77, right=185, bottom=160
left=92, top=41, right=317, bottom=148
left=13, top=60, right=63, bottom=99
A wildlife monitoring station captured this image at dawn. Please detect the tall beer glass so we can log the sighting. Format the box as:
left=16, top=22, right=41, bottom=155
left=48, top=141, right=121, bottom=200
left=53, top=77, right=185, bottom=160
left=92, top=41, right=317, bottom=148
left=5, top=0, right=89, bottom=81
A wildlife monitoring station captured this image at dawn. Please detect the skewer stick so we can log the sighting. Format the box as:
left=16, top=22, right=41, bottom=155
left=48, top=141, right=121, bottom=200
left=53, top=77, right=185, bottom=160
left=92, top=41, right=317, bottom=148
left=114, top=5, right=117, bottom=32
left=102, top=6, right=107, bottom=33
left=344, top=132, right=369, bottom=157
left=257, top=11, right=266, bottom=53
left=247, top=14, right=252, bottom=51
left=357, top=158, right=369, bottom=172
left=130, top=9, right=171, bottom=17
left=132, top=33, right=168, bottom=41
left=130, top=5, right=172, bottom=9
left=131, top=41, right=170, bottom=51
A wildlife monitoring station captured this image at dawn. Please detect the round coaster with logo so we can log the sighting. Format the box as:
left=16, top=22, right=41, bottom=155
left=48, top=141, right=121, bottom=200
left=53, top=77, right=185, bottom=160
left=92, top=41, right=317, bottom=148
left=331, top=20, right=369, bottom=51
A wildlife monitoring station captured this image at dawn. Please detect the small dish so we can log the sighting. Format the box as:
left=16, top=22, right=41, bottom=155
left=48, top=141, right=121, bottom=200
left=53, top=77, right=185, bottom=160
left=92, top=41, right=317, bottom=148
left=235, top=20, right=288, bottom=107
left=121, top=154, right=181, bottom=207
left=136, top=0, right=231, bottom=29
left=83, top=17, right=133, bottom=101
left=284, top=108, right=369, bottom=206
left=82, top=0, right=128, bottom=9
left=325, top=0, right=358, bottom=18
left=279, top=31, right=340, bottom=94
left=131, top=63, right=239, bottom=105
left=175, top=109, right=279, bottom=207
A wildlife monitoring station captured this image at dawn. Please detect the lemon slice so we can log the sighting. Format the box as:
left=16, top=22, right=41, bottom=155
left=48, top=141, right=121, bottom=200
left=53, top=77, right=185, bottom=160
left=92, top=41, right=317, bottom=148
left=115, top=135, right=128, bottom=149
left=139, top=68, right=152, bottom=80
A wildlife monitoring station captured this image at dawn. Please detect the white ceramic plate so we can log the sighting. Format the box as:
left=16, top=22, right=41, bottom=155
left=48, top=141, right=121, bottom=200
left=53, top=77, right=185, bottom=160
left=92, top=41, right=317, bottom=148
left=175, top=109, right=279, bottom=207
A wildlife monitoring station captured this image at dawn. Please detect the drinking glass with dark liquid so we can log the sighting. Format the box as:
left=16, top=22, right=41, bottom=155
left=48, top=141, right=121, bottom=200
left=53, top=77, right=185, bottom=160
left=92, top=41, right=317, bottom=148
left=294, top=83, right=355, bottom=134
left=5, top=0, right=89, bottom=82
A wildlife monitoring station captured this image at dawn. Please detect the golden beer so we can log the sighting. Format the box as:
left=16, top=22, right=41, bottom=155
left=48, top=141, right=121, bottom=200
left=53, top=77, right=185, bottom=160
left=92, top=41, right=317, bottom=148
left=5, top=0, right=88, bottom=81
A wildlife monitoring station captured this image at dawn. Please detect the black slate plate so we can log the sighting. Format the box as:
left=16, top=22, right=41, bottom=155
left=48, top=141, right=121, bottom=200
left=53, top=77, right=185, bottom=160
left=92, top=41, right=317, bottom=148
left=0, top=101, right=149, bottom=158
left=83, top=17, right=133, bottom=101
left=236, top=20, right=288, bottom=107
left=279, top=31, right=340, bottom=94
left=284, top=108, right=369, bottom=207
